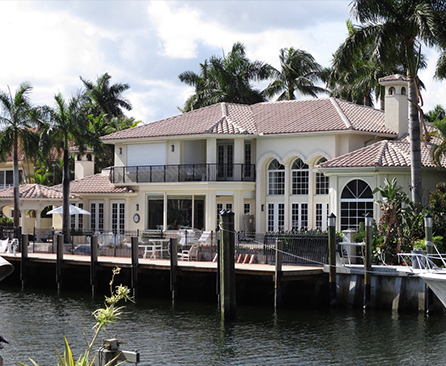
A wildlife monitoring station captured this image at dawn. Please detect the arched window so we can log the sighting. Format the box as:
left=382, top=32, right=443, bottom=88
left=77, top=154, right=82, bottom=161
left=268, top=159, right=285, bottom=195
left=401, top=87, right=406, bottom=95
left=389, top=87, right=395, bottom=95
left=315, top=157, right=329, bottom=195
left=340, top=179, right=373, bottom=231
left=87, top=154, right=92, bottom=161
left=291, top=158, right=309, bottom=195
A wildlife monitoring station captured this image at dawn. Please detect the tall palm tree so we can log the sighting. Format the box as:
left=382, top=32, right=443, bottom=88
left=264, top=47, right=326, bottom=101
left=41, top=92, right=90, bottom=242
left=80, top=72, right=132, bottom=119
left=179, top=42, right=274, bottom=111
left=334, top=0, right=446, bottom=203
left=0, top=82, right=39, bottom=229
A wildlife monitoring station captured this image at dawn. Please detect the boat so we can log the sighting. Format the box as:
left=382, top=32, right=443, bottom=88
left=0, top=256, right=14, bottom=281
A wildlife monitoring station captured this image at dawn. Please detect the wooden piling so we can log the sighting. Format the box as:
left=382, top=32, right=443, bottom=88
left=20, top=234, right=28, bottom=289
left=131, top=236, right=139, bottom=299
left=90, top=236, right=98, bottom=296
left=219, top=210, right=236, bottom=321
left=274, top=239, right=283, bottom=310
left=56, top=234, right=64, bottom=292
left=328, top=214, right=337, bottom=307
left=170, top=237, right=178, bottom=301
left=364, top=215, right=372, bottom=311
left=425, top=214, right=434, bottom=314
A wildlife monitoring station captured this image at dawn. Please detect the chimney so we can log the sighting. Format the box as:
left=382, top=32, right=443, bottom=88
left=378, top=74, right=409, bottom=138
left=73, top=148, right=95, bottom=180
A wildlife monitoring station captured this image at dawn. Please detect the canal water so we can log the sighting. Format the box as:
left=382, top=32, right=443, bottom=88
left=1, top=286, right=446, bottom=365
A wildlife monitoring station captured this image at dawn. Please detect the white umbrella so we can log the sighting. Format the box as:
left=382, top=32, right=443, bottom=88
left=47, top=204, right=91, bottom=215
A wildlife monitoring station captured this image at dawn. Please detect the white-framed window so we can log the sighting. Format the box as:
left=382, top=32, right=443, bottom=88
left=90, top=202, right=104, bottom=232
left=291, top=158, right=309, bottom=195
left=315, top=157, right=329, bottom=195
left=267, top=202, right=284, bottom=232
left=291, top=202, right=308, bottom=230
left=71, top=203, right=85, bottom=230
left=244, top=203, right=251, bottom=214
left=111, top=201, right=125, bottom=234
left=217, top=202, right=233, bottom=226
left=340, top=179, right=373, bottom=231
left=268, top=159, right=285, bottom=195
left=315, top=202, right=329, bottom=231
left=244, top=142, right=252, bottom=178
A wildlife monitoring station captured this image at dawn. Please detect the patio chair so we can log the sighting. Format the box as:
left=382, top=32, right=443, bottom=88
left=0, top=239, right=8, bottom=253
left=178, top=245, right=199, bottom=261
left=198, top=231, right=212, bottom=245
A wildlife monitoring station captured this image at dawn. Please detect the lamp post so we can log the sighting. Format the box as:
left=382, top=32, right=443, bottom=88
left=328, top=213, right=337, bottom=307
left=364, top=212, right=373, bottom=312
left=425, top=213, right=434, bottom=314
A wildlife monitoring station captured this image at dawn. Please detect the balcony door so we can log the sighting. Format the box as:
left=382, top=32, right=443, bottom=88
left=217, top=142, right=233, bottom=180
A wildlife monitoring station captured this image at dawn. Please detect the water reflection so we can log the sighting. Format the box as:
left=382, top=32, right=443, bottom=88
left=1, top=287, right=446, bottom=365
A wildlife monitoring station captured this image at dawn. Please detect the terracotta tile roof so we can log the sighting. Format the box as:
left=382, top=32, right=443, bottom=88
left=378, top=74, right=408, bottom=83
left=0, top=184, right=80, bottom=199
left=319, top=139, right=446, bottom=169
left=53, top=173, right=136, bottom=194
left=102, top=98, right=396, bottom=141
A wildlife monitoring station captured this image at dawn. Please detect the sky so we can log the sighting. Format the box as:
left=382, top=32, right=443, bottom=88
left=0, top=0, right=445, bottom=125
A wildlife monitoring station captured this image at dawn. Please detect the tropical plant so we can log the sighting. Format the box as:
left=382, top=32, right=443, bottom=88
left=373, top=178, right=410, bottom=258
left=334, top=0, right=446, bottom=203
left=179, top=42, right=274, bottom=111
left=424, top=104, right=446, bottom=123
left=0, top=82, right=40, bottom=228
left=430, top=117, right=446, bottom=167
left=80, top=72, right=132, bottom=120
left=40, top=92, right=91, bottom=242
left=263, top=47, right=326, bottom=101
left=18, top=267, right=132, bottom=366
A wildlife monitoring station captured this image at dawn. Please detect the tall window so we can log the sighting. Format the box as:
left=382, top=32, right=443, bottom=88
left=315, top=157, right=329, bottom=195
left=291, top=158, right=309, bottom=195
left=244, top=142, right=252, bottom=178
left=268, top=159, right=285, bottom=195
left=340, top=179, right=373, bottom=231
left=90, top=202, right=104, bottom=232
left=291, top=202, right=308, bottom=230
left=148, top=196, right=163, bottom=230
left=268, top=203, right=284, bottom=232
left=111, top=202, right=125, bottom=234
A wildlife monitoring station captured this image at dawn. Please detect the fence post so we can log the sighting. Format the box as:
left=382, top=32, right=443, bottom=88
left=328, top=213, right=337, bottom=307
left=425, top=213, right=434, bottom=314
left=364, top=213, right=373, bottom=312
left=21, top=234, right=29, bottom=289
left=170, top=237, right=178, bottom=302
left=56, top=234, right=64, bottom=292
left=90, top=236, right=98, bottom=296
left=219, top=210, right=236, bottom=321
left=131, top=236, right=139, bottom=299
left=275, top=239, right=283, bottom=310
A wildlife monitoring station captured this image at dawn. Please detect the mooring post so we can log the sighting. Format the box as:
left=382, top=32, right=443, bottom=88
left=90, top=235, right=98, bottom=296
left=274, top=239, right=283, bottom=310
left=425, top=213, right=434, bottom=314
left=56, top=234, right=64, bottom=292
left=20, top=234, right=29, bottom=289
left=328, top=213, right=337, bottom=307
left=170, top=237, right=178, bottom=302
left=131, top=236, right=139, bottom=299
left=364, top=212, right=373, bottom=311
left=216, top=237, right=221, bottom=303
left=219, top=209, right=236, bottom=321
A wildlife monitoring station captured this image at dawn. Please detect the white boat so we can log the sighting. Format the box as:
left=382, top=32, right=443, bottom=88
left=418, top=272, right=446, bottom=308
left=0, top=256, right=14, bottom=281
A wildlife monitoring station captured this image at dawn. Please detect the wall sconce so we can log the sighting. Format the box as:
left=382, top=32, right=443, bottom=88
left=261, top=204, right=264, bottom=212
left=171, top=144, right=175, bottom=152
left=119, top=147, right=122, bottom=155
left=136, top=204, right=139, bottom=211
left=328, top=213, right=336, bottom=227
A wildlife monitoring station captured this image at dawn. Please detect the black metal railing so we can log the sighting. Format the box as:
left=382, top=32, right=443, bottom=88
left=109, top=163, right=256, bottom=184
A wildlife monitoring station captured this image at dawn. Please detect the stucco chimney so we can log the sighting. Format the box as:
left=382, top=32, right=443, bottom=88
left=378, top=74, right=409, bottom=137
left=72, top=148, right=95, bottom=180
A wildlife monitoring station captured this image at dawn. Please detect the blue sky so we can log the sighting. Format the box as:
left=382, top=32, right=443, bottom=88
left=0, top=1, right=444, bottom=124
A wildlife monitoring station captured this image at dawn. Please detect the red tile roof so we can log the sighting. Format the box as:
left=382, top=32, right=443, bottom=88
left=53, top=173, right=136, bottom=194
left=102, top=98, right=396, bottom=141
left=0, top=184, right=80, bottom=199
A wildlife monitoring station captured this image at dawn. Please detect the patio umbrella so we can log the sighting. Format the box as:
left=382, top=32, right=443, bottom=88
left=47, top=204, right=91, bottom=215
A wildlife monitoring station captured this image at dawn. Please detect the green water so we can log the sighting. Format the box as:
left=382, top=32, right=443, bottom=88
left=1, top=286, right=446, bottom=365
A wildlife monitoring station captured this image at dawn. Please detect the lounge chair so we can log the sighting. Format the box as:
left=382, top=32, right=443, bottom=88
left=0, top=239, right=8, bottom=253
left=178, top=245, right=199, bottom=261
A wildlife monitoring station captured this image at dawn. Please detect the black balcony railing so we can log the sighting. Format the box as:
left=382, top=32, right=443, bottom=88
left=109, top=163, right=256, bottom=184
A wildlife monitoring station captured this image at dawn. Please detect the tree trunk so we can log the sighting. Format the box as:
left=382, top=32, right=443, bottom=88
left=63, top=148, right=70, bottom=244
left=13, top=137, right=20, bottom=229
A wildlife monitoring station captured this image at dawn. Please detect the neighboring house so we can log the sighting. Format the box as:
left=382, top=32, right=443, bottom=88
left=0, top=75, right=444, bottom=235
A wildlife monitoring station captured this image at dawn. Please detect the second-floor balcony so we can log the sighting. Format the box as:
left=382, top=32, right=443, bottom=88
left=110, top=163, right=256, bottom=184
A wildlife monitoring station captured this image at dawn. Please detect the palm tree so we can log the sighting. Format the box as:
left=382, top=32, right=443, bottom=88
left=264, top=47, right=326, bottom=101
left=80, top=73, right=132, bottom=119
left=430, top=117, right=446, bottom=167
left=179, top=42, right=274, bottom=111
left=0, top=82, right=39, bottom=229
left=334, top=0, right=446, bottom=203
left=425, top=104, right=446, bottom=123
left=41, top=92, right=90, bottom=242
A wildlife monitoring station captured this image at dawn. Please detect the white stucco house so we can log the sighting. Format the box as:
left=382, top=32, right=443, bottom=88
left=0, top=75, right=444, bottom=235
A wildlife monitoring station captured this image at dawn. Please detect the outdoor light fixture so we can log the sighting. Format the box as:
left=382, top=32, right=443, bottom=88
left=364, top=212, right=373, bottom=227
left=171, top=144, right=175, bottom=152
left=136, top=204, right=139, bottom=211
left=424, top=213, right=433, bottom=228
left=261, top=204, right=264, bottom=212
left=119, top=147, right=122, bottom=155
left=328, top=213, right=336, bottom=227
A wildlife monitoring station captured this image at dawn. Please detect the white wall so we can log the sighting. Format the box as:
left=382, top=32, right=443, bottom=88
left=127, top=143, right=166, bottom=166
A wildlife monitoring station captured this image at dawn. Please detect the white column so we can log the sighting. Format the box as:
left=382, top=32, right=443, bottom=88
left=308, top=164, right=315, bottom=229
left=284, top=164, right=291, bottom=230
left=205, top=191, right=217, bottom=231
left=206, top=137, right=217, bottom=164
left=103, top=198, right=110, bottom=231
left=36, top=209, right=42, bottom=241
left=163, top=192, right=168, bottom=231
left=20, top=210, right=27, bottom=233
left=233, top=191, right=243, bottom=232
